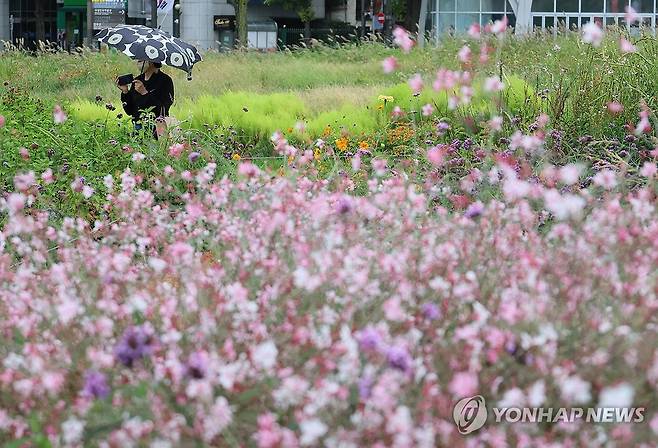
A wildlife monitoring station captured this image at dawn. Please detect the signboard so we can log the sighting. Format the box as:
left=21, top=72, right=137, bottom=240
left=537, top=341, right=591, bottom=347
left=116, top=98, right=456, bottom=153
left=377, top=12, right=385, bottom=25
left=214, top=16, right=235, bottom=31
left=92, top=0, right=125, bottom=30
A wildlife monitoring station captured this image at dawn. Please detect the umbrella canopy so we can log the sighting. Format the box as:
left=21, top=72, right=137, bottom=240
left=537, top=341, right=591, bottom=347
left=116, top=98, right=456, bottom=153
left=96, top=25, right=202, bottom=78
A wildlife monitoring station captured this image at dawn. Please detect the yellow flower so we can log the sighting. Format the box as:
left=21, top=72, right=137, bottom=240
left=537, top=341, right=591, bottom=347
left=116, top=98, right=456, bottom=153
left=359, top=140, right=370, bottom=150
left=378, top=95, right=394, bottom=102
left=232, top=153, right=241, bottom=161
left=377, top=104, right=384, bottom=111
left=322, top=126, right=332, bottom=137
left=335, top=137, right=348, bottom=151
left=314, top=148, right=321, bottom=160
left=287, top=127, right=293, bottom=133
left=288, top=155, right=294, bottom=164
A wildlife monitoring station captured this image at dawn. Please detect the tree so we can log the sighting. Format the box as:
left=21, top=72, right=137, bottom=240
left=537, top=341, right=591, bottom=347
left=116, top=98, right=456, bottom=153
left=86, top=0, right=93, bottom=47
left=402, top=0, right=421, bottom=33
left=34, top=0, right=49, bottom=44
left=265, top=0, right=314, bottom=40
left=228, top=0, right=249, bottom=48
left=508, top=0, right=533, bottom=35
left=417, top=0, right=427, bottom=47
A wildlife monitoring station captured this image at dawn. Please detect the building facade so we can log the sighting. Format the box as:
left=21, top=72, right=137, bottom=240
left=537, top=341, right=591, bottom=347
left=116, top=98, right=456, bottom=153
left=428, top=0, right=656, bottom=38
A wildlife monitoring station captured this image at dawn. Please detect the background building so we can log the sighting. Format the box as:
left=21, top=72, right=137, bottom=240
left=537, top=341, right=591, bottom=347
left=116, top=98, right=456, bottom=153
left=428, top=0, right=655, bottom=38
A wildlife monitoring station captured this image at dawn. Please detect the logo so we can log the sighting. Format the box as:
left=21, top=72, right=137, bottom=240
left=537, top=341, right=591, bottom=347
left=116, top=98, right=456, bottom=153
left=453, top=395, right=487, bottom=434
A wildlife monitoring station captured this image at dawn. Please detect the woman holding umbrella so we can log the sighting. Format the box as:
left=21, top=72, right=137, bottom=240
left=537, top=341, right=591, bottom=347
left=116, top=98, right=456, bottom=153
left=95, top=24, right=202, bottom=137
left=118, top=60, right=175, bottom=136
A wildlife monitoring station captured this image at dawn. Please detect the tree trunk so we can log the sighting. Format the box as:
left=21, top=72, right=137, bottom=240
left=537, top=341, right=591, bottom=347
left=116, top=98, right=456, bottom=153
left=86, top=0, right=94, bottom=47
left=304, top=19, right=311, bottom=40
left=404, top=0, right=421, bottom=33
left=151, top=0, right=158, bottom=28
left=417, top=0, right=427, bottom=47
left=509, top=0, right=533, bottom=35
left=233, top=0, right=248, bottom=49
left=35, top=0, right=46, bottom=45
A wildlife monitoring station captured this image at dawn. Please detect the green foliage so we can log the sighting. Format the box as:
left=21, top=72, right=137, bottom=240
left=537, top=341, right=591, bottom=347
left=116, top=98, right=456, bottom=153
left=176, top=91, right=308, bottom=137
left=307, top=104, right=379, bottom=136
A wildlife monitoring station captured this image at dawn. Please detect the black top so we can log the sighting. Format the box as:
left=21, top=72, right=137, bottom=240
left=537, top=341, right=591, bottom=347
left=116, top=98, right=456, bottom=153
left=121, top=70, right=174, bottom=122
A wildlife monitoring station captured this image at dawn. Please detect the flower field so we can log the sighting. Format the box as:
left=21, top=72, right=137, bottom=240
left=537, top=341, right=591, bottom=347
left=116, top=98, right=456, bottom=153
left=2, top=18, right=658, bottom=448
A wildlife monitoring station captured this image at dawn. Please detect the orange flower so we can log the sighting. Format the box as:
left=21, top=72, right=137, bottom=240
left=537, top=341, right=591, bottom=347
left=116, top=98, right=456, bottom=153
left=322, top=126, right=332, bottom=137
left=359, top=140, right=370, bottom=150
left=335, top=137, right=348, bottom=151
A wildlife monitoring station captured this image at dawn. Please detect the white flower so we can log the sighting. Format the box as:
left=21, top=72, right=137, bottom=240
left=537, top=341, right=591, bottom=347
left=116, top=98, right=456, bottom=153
left=300, top=419, right=328, bottom=446
left=62, top=417, right=85, bottom=445
left=598, top=382, right=634, bottom=408
left=560, top=375, right=591, bottom=404
left=252, top=340, right=278, bottom=370
left=582, top=21, right=604, bottom=47
left=527, top=380, right=546, bottom=407
left=132, top=152, right=146, bottom=162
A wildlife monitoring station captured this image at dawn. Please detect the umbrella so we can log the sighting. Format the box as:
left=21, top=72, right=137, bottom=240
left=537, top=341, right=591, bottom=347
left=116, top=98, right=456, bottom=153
left=96, top=25, right=202, bottom=79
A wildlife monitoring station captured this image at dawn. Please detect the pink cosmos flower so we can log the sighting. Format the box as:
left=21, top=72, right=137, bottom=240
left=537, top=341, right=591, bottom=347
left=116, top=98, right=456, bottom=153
left=393, top=27, right=414, bottom=53
left=491, top=16, right=508, bottom=35
left=421, top=103, right=434, bottom=116
left=607, top=101, right=624, bottom=115
left=449, top=371, right=479, bottom=397
left=351, top=154, right=361, bottom=172
left=0, top=115, right=5, bottom=127
left=593, top=169, right=618, bottom=189
left=82, top=185, right=95, bottom=199
left=41, top=168, right=54, bottom=185
left=53, top=105, right=67, bottom=124
left=382, top=56, right=398, bottom=74
left=427, top=145, right=447, bottom=166
left=484, top=76, right=504, bottom=93
left=625, top=5, right=639, bottom=24
left=582, top=21, right=604, bottom=47
left=391, top=106, right=404, bottom=118
left=163, top=165, right=175, bottom=176
left=408, top=73, right=423, bottom=95
left=13, top=172, right=35, bottom=191
left=132, top=152, right=145, bottom=162
left=468, top=23, right=481, bottom=39
left=640, top=162, right=657, bottom=177
left=19, top=147, right=29, bottom=160
left=238, top=162, right=261, bottom=177
left=488, top=116, right=503, bottom=131
left=457, top=45, right=472, bottom=64
left=168, top=143, right=185, bottom=158
left=620, top=38, right=637, bottom=54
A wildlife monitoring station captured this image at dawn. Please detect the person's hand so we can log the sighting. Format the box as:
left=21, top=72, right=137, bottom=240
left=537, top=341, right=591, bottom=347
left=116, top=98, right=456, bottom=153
left=133, top=80, right=148, bottom=96
left=118, top=84, right=130, bottom=94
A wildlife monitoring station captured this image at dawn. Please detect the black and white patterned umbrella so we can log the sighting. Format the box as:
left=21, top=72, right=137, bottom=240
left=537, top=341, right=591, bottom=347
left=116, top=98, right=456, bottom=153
left=96, top=25, right=202, bottom=78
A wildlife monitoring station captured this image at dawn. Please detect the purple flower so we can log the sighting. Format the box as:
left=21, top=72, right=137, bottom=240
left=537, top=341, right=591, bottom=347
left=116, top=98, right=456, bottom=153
left=82, top=370, right=110, bottom=399
left=115, top=325, right=156, bottom=368
left=464, top=201, right=485, bottom=219
left=356, top=326, right=381, bottom=352
left=188, top=152, right=201, bottom=163
left=421, top=303, right=440, bottom=320
left=186, top=352, right=208, bottom=380
left=358, top=376, right=372, bottom=399
left=386, top=346, right=412, bottom=373
left=335, top=197, right=352, bottom=214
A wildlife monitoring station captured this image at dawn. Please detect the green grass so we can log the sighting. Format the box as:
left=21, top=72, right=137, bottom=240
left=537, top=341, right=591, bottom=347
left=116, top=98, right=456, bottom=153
left=1, top=31, right=658, bottom=219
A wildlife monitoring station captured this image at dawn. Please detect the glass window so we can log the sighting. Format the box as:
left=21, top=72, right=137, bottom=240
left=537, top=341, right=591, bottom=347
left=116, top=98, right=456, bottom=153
left=532, top=0, right=556, bottom=12
left=582, top=0, right=605, bottom=13
left=458, top=0, right=480, bottom=12
left=456, top=13, right=480, bottom=30
left=483, top=0, right=506, bottom=12
left=438, top=13, right=456, bottom=33
left=439, top=0, right=456, bottom=12
left=632, top=0, right=654, bottom=13
left=606, top=0, right=627, bottom=14
left=556, top=0, right=579, bottom=12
